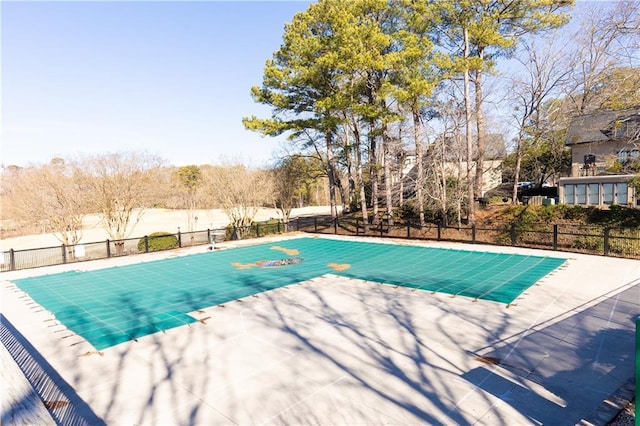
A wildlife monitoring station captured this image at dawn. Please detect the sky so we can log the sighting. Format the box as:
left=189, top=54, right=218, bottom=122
left=2, top=1, right=629, bottom=169
left=1, top=0, right=313, bottom=168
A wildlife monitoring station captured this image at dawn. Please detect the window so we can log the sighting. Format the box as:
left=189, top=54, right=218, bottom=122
left=618, top=149, right=639, bottom=164
left=588, top=183, right=599, bottom=205
left=564, top=184, right=574, bottom=204
left=616, top=182, right=628, bottom=205
left=575, top=184, right=586, bottom=204
left=618, top=151, right=628, bottom=163
left=603, top=183, right=614, bottom=205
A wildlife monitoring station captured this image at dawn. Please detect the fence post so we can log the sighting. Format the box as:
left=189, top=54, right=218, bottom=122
left=603, top=227, right=610, bottom=256
left=62, top=244, right=67, bottom=264
left=334, top=218, right=338, bottom=234
left=278, top=221, right=281, bottom=234
left=553, top=224, right=558, bottom=251
left=471, top=225, right=476, bottom=244
left=510, top=223, right=517, bottom=246
left=178, top=231, right=182, bottom=248
left=407, top=222, right=411, bottom=239
left=635, top=316, right=639, bottom=421
left=256, top=223, right=260, bottom=238
left=207, top=229, right=211, bottom=244
left=144, top=236, right=149, bottom=253
left=9, top=249, right=15, bottom=271
left=379, top=220, right=383, bottom=237
left=314, top=217, right=318, bottom=232
left=437, top=223, right=441, bottom=241
left=106, top=240, right=111, bottom=258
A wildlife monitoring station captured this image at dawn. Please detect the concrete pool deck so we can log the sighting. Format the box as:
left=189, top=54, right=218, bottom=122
left=2, top=235, right=639, bottom=425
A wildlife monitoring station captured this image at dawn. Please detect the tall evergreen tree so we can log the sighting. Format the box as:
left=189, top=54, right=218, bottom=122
left=426, top=0, right=573, bottom=223
left=243, top=1, right=347, bottom=220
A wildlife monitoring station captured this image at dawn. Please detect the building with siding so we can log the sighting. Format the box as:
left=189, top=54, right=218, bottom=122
left=559, top=107, right=639, bottom=207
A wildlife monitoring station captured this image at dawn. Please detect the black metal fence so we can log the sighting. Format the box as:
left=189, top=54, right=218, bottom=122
left=3, top=217, right=639, bottom=272
left=294, top=216, right=640, bottom=260
left=1, top=221, right=295, bottom=272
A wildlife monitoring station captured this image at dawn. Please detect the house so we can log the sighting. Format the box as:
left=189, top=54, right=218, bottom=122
left=398, top=135, right=504, bottom=201
left=398, top=155, right=502, bottom=196
left=559, top=107, right=639, bottom=207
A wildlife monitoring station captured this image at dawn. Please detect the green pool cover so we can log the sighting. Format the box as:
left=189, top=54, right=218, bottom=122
left=12, top=237, right=566, bottom=350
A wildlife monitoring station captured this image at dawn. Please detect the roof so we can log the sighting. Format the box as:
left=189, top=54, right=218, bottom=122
left=565, top=107, right=640, bottom=146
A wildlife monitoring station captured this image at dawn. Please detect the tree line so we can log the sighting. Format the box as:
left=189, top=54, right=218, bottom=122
left=1, top=153, right=328, bottom=247
left=2, top=1, right=639, bottom=245
left=244, top=0, right=639, bottom=227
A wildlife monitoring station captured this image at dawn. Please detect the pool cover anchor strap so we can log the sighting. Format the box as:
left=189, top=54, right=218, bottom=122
left=10, top=237, right=567, bottom=351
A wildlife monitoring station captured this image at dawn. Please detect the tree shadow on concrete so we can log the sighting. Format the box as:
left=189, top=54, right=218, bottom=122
left=245, top=274, right=492, bottom=425
left=8, top=250, right=634, bottom=425
left=466, top=282, right=639, bottom=424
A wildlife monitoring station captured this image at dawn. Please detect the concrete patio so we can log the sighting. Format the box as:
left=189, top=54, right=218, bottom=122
left=2, top=237, right=639, bottom=425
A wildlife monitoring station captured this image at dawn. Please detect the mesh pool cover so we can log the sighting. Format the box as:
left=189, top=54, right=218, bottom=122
left=12, top=237, right=566, bottom=350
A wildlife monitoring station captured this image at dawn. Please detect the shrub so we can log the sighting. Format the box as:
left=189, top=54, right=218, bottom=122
left=225, top=223, right=256, bottom=240
left=488, top=196, right=511, bottom=204
left=225, top=224, right=236, bottom=241
left=225, top=219, right=284, bottom=241
left=572, top=235, right=603, bottom=252
left=606, top=205, right=640, bottom=228
left=137, top=232, right=179, bottom=253
left=397, top=202, right=455, bottom=225
left=256, top=219, right=282, bottom=237
left=608, top=228, right=640, bottom=256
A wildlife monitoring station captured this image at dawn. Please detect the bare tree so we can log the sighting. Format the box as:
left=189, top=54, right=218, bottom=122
left=565, top=1, right=640, bottom=114
left=432, top=84, right=472, bottom=226
left=344, top=114, right=370, bottom=230
left=205, top=164, right=273, bottom=239
left=509, top=36, right=572, bottom=203
left=423, top=134, right=449, bottom=226
left=2, top=159, right=91, bottom=247
left=382, top=127, right=401, bottom=226
left=271, top=155, right=322, bottom=224
left=424, top=95, right=468, bottom=227
left=175, top=165, right=203, bottom=232
left=83, top=152, right=163, bottom=254
left=1, top=165, right=28, bottom=236
left=334, top=121, right=357, bottom=213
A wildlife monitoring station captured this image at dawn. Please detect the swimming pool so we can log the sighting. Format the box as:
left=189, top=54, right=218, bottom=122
left=11, top=237, right=566, bottom=350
